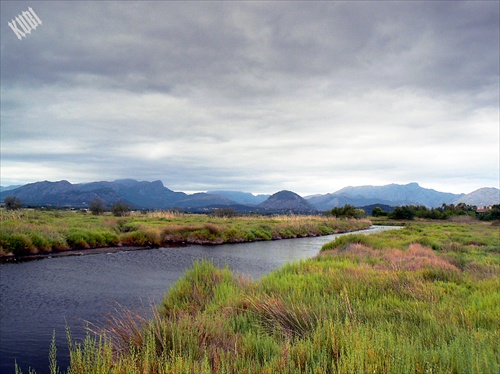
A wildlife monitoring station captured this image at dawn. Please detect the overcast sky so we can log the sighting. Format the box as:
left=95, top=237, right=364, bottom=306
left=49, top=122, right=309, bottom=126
left=1, top=1, right=498, bottom=195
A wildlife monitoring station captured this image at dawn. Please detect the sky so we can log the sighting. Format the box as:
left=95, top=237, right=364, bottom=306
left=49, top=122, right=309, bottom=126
left=1, top=1, right=499, bottom=196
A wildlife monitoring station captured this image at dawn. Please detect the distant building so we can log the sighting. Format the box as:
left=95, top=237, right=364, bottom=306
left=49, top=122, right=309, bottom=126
left=476, top=206, right=493, bottom=213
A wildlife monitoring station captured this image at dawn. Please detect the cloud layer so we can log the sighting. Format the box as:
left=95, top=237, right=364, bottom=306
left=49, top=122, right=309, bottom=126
left=1, top=1, right=498, bottom=194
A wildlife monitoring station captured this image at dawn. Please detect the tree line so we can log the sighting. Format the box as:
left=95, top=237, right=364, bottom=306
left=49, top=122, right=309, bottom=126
left=326, top=203, right=500, bottom=221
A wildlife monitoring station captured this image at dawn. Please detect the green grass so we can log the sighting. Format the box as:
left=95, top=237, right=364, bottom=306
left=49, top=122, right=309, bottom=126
left=16, top=221, right=499, bottom=373
left=0, top=209, right=371, bottom=257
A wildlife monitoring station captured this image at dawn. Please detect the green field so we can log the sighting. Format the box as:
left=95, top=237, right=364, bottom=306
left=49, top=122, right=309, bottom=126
left=16, top=220, right=499, bottom=373
left=0, top=210, right=371, bottom=258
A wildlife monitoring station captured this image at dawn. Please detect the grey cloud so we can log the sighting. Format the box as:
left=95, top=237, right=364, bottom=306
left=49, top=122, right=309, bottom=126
left=2, top=1, right=497, bottom=98
left=1, top=1, right=498, bottom=194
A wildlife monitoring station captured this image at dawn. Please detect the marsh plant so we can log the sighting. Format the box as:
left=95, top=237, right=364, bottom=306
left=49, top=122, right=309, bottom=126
left=17, top=221, right=499, bottom=373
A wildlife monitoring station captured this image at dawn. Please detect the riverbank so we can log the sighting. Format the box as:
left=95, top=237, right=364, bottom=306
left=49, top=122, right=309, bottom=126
left=1, top=225, right=399, bottom=264
left=0, top=210, right=371, bottom=261
left=16, top=220, right=498, bottom=374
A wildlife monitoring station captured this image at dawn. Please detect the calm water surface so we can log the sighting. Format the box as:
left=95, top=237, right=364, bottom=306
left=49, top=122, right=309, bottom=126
left=0, top=226, right=397, bottom=373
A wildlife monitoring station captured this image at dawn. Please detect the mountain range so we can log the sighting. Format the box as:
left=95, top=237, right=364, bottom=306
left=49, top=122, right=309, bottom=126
left=451, top=187, right=499, bottom=207
left=306, top=182, right=464, bottom=211
left=1, top=179, right=498, bottom=213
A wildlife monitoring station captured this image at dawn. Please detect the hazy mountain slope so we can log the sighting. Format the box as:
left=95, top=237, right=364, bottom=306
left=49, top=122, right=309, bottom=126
left=0, top=180, right=125, bottom=207
left=0, top=185, right=22, bottom=192
left=0, top=179, right=237, bottom=210
left=175, top=193, right=237, bottom=209
left=4, top=179, right=494, bottom=212
left=80, top=180, right=187, bottom=209
left=453, top=187, right=500, bottom=206
left=207, top=191, right=270, bottom=205
left=258, top=190, right=315, bottom=212
left=307, top=194, right=394, bottom=211
left=307, top=183, right=463, bottom=210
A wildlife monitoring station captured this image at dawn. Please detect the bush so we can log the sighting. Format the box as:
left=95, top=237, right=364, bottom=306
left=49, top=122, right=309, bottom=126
left=120, top=230, right=161, bottom=247
left=102, top=232, right=120, bottom=246
left=4, top=196, right=22, bottom=210
left=223, top=227, right=245, bottom=242
left=65, top=229, right=90, bottom=248
left=389, top=206, right=415, bottom=220
left=7, top=234, right=35, bottom=255
left=111, top=200, right=131, bottom=217
left=47, top=233, right=68, bottom=251
left=29, top=233, right=52, bottom=252
left=328, top=205, right=365, bottom=219
left=116, top=220, right=139, bottom=233
left=89, top=197, right=106, bottom=215
left=372, top=206, right=388, bottom=217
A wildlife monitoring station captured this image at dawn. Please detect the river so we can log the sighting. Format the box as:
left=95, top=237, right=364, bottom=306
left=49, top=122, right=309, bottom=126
left=0, top=226, right=397, bottom=373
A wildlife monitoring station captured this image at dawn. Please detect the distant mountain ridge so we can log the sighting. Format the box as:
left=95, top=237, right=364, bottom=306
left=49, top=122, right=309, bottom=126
left=1, top=180, right=498, bottom=212
left=0, top=180, right=236, bottom=210
left=452, top=187, right=500, bottom=207
left=258, top=190, right=315, bottom=213
left=77, top=179, right=187, bottom=208
left=306, top=183, right=466, bottom=210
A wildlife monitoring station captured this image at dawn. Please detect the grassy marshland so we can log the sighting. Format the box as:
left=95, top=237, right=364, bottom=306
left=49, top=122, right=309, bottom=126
left=19, top=221, right=498, bottom=373
left=0, top=210, right=371, bottom=258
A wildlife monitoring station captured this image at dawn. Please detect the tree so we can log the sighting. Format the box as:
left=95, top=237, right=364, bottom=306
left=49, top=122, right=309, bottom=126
left=389, top=206, right=415, bottom=220
left=478, top=205, right=500, bottom=221
left=4, top=196, right=22, bottom=210
left=372, top=206, right=388, bottom=217
left=89, top=197, right=106, bottom=215
left=328, top=204, right=365, bottom=219
left=110, top=200, right=131, bottom=217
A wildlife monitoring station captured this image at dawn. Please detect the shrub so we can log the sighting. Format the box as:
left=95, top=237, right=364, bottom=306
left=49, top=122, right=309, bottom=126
left=187, top=228, right=224, bottom=244
left=111, top=200, right=131, bottom=217
left=203, top=223, right=222, bottom=236
left=389, top=206, right=415, bottom=220
left=7, top=234, right=35, bottom=255
left=48, top=233, right=68, bottom=251
left=4, top=196, right=22, bottom=210
left=65, top=230, right=90, bottom=248
left=89, top=197, right=106, bottom=215
left=29, top=233, right=52, bottom=252
left=120, top=230, right=161, bottom=247
left=322, top=234, right=372, bottom=251
left=372, top=206, right=388, bottom=217
left=102, top=232, right=120, bottom=246
left=223, top=227, right=245, bottom=242
left=116, top=220, right=139, bottom=233
left=328, top=205, right=365, bottom=219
